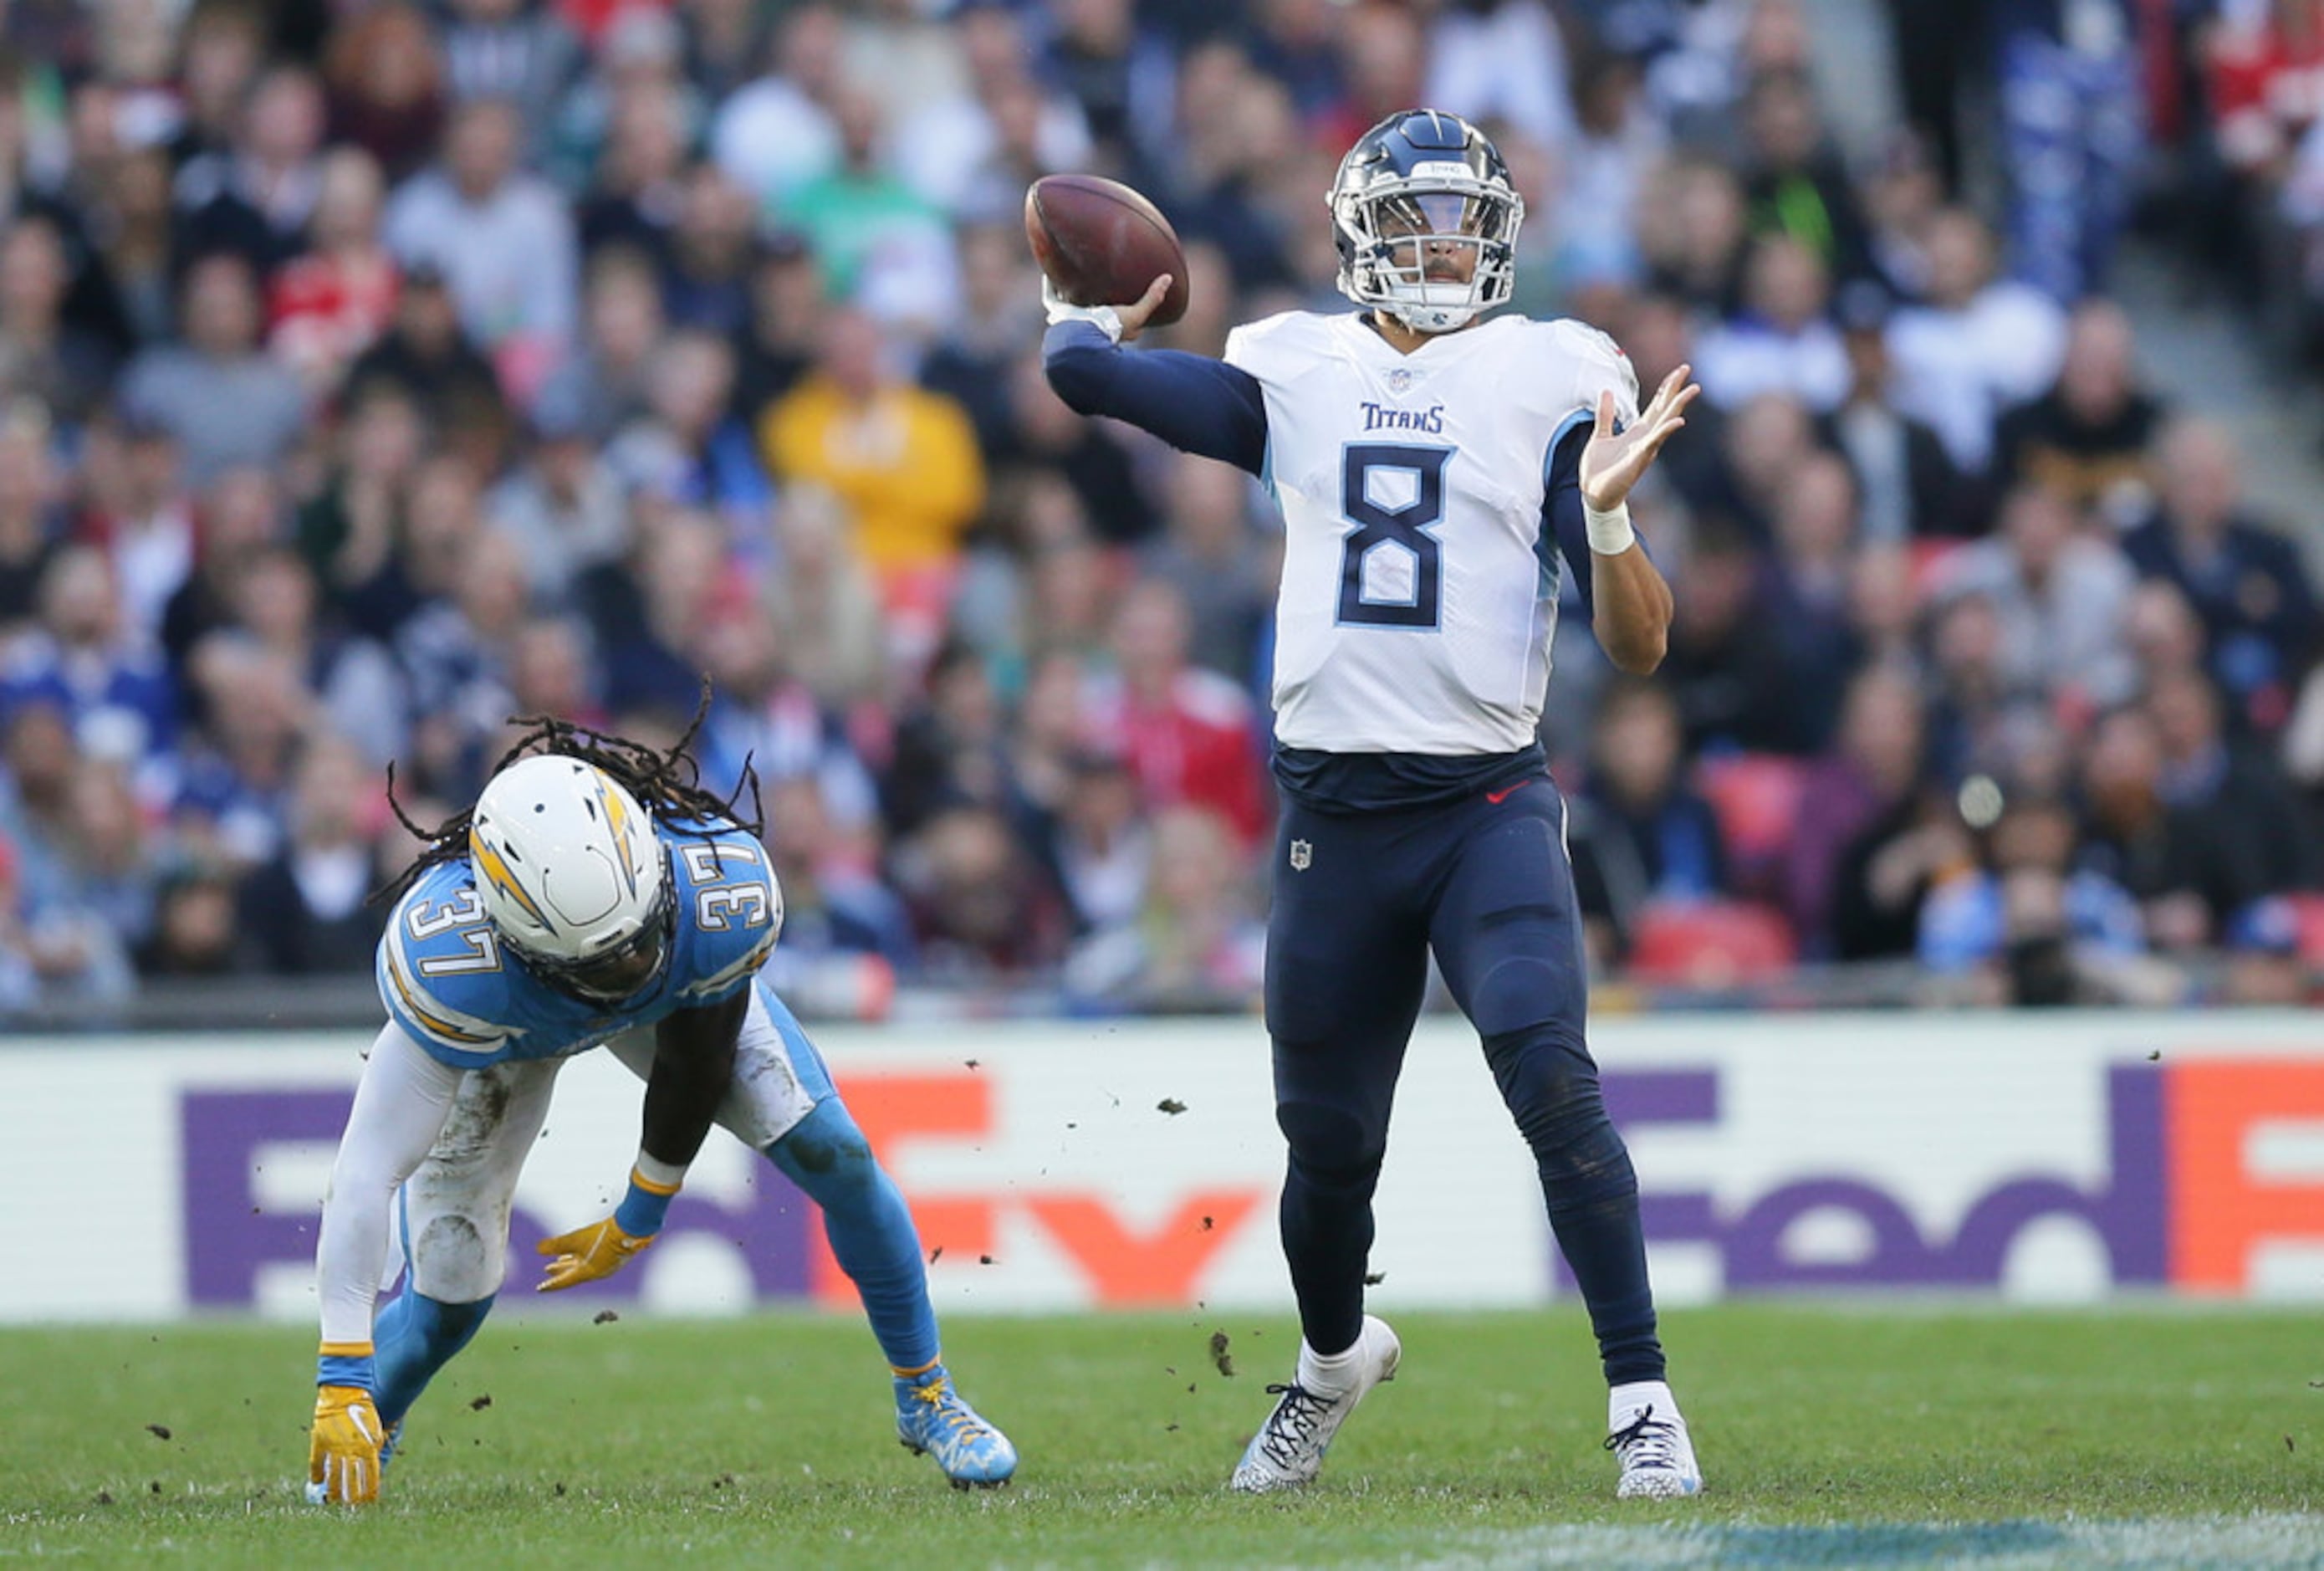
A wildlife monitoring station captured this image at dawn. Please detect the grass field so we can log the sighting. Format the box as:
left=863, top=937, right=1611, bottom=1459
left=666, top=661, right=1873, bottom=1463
left=3, top=1305, right=2321, bottom=1568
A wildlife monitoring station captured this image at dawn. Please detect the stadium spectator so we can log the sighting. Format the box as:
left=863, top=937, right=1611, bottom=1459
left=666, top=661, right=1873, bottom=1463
left=1138, top=452, right=1275, bottom=687
left=1824, top=302, right=1969, bottom=540
left=1783, top=663, right=1932, bottom=954
left=1694, top=233, right=1851, bottom=413
left=163, top=465, right=285, bottom=673
left=235, top=732, right=390, bottom=973
left=382, top=97, right=578, bottom=386
left=997, top=345, right=1157, bottom=546
left=0, top=545, right=176, bottom=779
left=437, top=0, right=580, bottom=148
left=1736, top=67, right=1881, bottom=291
left=267, top=146, right=400, bottom=397
left=1041, top=746, right=1152, bottom=942
left=761, top=304, right=985, bottom=604
left=761, top=483, right=886, bottom=709
left=660, top=162, right=759, bottom=336
left=1568, top=677, right=1732, bottom=965
left=75, top=410, right=193, bottom=643
left=0, top=401, right=64, bottom=635
left=0, top=217, right=115, bottom=423
left=485, top=383, right=630, bottom=606
left=1935, top=482, right=2138, bottom=713
left=1081, top=577, right=1266, bottom=848
left=2146, top=666, right=2315, bottom=894
left=226, top=546, right=406, bottom=770
left=1992, top=0, right=2142, bottom=304
left=710, top=2, right=844, bottom=212
left=2122, top=417, right=2319, bottom=731
left=573, top=72, right=692, bottom=266
left=2075, top=703, right=2270, bottom=951
left=0, top=701, right=138, bottom=1008
left=319, top=2, right=447, bottom=182
left=343, top=263, right=503, bottom=436
left=892, top=2, right=1089, bottom=219
left=733, top=233, right=825, bottom=429
left=119, top=252, right=308, bottom=487
left=1884, top=208, right=2068, bottom=474
left=1660, top=519, right=1810, bottom=755
left=173, top=63, right=327, bottom=279
left=894, top=801, right=1065, bottom=981
left=694, top=600, right=878, bottom=832
left=1060, top=802, right=1263, bottom=1013
left=1992, top=298, right=2163, bottom=524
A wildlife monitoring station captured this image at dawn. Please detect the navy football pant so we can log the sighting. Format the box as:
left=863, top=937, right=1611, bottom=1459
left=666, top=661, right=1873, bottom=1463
left=1264, top=775, right=1665, bottom=1387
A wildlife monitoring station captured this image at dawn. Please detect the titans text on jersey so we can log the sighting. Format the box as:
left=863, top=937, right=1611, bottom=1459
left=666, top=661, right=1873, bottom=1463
left=377, top=815, right=780, bottom=1066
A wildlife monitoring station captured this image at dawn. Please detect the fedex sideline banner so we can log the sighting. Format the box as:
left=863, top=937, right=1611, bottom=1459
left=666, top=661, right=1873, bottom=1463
left=3, top=1012, right=2322, bottom=1323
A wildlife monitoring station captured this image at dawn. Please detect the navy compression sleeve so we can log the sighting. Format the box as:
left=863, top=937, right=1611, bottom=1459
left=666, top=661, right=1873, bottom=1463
left=1541, top=417, right=1598, bottom=622
left=1042, top=321, right=1269, bottom=477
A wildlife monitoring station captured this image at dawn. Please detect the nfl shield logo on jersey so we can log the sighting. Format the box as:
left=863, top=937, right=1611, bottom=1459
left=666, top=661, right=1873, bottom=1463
left=1386, top=367, right=1415, bottom=393
left=1289, top=839, right=1313, bottom=871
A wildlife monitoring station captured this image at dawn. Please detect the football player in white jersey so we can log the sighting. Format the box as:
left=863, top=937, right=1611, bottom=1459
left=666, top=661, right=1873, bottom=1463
left=305, top=718, right=1015, bottom=1504
left=1043, top=109, right=1702, bottom=1497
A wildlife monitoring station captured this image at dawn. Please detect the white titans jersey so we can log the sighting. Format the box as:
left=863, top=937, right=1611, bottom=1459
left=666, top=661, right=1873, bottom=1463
left=1226, top=310, right=1640, bottom=755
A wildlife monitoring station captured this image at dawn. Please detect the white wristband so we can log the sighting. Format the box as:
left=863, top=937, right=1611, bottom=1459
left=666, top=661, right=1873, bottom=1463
left=1041, top=279, right=1123, bottom=343
left=634, top=1150, right=688, bottom=1191
left=1584, top=499, right=1635, bottom=555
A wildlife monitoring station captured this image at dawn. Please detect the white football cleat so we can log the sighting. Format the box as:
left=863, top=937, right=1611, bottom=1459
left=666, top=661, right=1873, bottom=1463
left=1229, top=1315, right=1401, bottom=1494
left=1606, top=1380, right=1701, bottom=1498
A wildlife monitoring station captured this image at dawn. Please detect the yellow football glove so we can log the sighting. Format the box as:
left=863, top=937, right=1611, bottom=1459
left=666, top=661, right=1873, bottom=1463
left=535, top=1215, right=656, bottom=1292
left=309, top=1384, right=384, bottom=1505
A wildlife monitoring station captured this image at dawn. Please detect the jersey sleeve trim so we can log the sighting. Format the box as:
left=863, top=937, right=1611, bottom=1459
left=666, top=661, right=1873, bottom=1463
left=678, top=927, right=777, bottom=1004
left=381, top=923, right=511, bottom=1058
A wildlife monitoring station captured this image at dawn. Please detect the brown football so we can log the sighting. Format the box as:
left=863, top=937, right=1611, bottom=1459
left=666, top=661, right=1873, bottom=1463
left=1024, top=173, right=1190, bottom=326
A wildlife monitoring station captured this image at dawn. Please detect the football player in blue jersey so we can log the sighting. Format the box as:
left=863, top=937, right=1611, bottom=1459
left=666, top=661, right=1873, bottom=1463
left=305, top=717, right=1015, bottom=1503
left=1042, top=110, right=1703, bottom=1497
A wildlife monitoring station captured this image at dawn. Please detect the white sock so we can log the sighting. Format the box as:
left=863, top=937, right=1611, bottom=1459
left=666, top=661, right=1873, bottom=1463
left=1298, top=1336, right=1366, bottom=1398
left=1610, top=1379, right=1677, bottom=1425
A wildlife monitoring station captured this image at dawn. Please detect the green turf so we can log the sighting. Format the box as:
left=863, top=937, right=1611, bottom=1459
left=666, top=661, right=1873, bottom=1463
left=2, top=1306, right=2320, bottom=1568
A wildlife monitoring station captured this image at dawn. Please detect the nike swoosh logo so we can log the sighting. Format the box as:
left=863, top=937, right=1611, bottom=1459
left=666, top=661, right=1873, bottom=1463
left=1485, top=783, right=1526, bottom=805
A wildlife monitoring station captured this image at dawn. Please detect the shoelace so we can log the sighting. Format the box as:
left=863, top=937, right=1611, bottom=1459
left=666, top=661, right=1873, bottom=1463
left=1255, top=1382, right=1332, bottom=1467
left=1603, top=1403, right=1681, bottom=1471
left=909, top=1378, right=990, bottom=1441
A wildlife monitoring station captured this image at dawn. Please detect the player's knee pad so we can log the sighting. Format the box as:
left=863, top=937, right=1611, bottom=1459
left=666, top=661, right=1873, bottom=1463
left=1275, top=1098, right=1387, bottom=1196
left=1466, top=952, right=1576, bottom=1042
left=406, top=1210, right=508, bottom=1306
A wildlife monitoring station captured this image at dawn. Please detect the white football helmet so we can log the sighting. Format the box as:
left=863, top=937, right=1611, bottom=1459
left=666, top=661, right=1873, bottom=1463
left=469, top=755, right=672, bottom=1001
left=1330, top=109, right=1525, bottom=334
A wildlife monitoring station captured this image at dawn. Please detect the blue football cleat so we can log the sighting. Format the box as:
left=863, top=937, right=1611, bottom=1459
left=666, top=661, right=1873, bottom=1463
left=895, top=1366, right=1017, bottom=1489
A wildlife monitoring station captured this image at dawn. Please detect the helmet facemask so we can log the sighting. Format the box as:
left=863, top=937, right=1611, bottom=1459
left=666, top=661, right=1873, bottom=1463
left=504, top=855, right=676, bottom=1005
left=1333, top=164, right=1524, bottom=334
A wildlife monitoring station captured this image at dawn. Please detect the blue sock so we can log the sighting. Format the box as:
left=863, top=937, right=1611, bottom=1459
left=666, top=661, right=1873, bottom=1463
left=373, top=1289, right=495, bottom=1427
left=768, top=1098, right=942, bottom=1374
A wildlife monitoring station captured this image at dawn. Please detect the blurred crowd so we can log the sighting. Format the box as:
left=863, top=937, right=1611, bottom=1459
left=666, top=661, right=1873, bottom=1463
left=0, top=0, right=2319, bottom=1022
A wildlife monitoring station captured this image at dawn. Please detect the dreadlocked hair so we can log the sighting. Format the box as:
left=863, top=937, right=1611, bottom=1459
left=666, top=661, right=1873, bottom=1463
left=374, top=684, right=764, bottom=907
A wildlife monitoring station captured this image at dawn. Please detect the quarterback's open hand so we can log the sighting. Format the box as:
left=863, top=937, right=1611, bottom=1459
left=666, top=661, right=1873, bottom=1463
left=1578, top=363, right=1698, bottom=514
left=309, top=1384, right=384, bottom=1505
left=535, top=1215, right=656, bottom=1292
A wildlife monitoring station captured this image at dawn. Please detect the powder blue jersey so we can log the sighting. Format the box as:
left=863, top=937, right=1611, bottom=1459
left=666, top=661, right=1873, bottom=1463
left=375, top=816, right=781, bottom=1069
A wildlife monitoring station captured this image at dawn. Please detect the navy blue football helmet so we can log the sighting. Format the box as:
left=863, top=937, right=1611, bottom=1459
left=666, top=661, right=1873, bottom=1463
left=1330, top=109, right=1524, bottom=333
